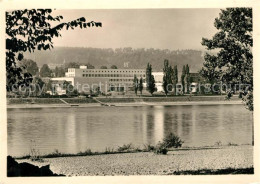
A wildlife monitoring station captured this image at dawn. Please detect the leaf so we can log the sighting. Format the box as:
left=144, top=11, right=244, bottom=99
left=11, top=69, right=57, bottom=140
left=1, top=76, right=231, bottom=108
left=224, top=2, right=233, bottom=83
left=79, top=17, right=86, bottom=22
left=44, top=44, right=50, bottom=50
left=37, top=44, right=42, bottom=50
left=96, top=22, right=102, bottom=27
left=18, top=53, right=24, bottom=61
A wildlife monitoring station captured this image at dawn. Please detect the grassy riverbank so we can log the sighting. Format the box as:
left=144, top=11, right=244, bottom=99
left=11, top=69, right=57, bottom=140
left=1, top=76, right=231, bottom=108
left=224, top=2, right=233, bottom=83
left=7, top=96, right=242, bottom=109
left=15, top=143, right=241, bottom=160
left=7, top=95, right=240, bottom=104
left=16, top=145, right=253, bottom=176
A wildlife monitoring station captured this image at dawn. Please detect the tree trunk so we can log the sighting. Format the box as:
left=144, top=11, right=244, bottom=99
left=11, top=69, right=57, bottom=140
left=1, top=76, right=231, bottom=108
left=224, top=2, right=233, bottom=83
left=252, top=112, right=254, bottom=146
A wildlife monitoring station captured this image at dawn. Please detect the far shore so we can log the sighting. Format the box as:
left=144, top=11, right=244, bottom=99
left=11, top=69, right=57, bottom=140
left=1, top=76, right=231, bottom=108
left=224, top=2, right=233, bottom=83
left=7, top=95, right=243, bottom=109
left=7, top=100, right=243, bottom=109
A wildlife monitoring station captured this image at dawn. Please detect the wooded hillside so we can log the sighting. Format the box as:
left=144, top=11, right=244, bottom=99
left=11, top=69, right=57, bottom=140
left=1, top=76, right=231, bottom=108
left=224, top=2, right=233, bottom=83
left=23, top=47, right=206, bottom=72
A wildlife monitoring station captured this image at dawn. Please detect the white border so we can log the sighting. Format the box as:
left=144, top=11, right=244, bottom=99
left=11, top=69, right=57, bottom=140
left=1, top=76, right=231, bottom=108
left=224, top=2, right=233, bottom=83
left=0, top=0, right=259, bottom=183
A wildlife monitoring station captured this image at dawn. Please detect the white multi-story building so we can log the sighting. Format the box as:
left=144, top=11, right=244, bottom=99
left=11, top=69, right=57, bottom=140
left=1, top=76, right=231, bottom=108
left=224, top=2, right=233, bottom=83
left=52, top=66, right=146, bottom=93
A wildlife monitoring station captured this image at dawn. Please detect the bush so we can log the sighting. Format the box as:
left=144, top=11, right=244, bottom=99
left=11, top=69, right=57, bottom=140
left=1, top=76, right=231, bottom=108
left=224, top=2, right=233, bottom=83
left=117, top=143, right=134, bottom=152
left=215, top=141, right=222, bottom=146
left=104, top=147, right=114, bottom=154
left=228, top=142, right=238, bottom=146
left=30, top=148, right=42, bottom=162
left=162, top=133, right=183, bottom=148
left=82, top=149, right=93, bottom=155
left=143, top=144, right=155, bottom=152
left=51, top=149, right=62, bottom=156
left=134, top=147, right=142, bottom=152
left=154, top=142, right=168, bottom=155
left=29, top=140, right=43, bottom=162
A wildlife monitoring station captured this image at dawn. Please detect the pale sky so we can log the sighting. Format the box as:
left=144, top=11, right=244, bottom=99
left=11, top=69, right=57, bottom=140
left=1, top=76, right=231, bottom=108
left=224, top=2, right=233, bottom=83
left=51, top=9, right=221, bottom=50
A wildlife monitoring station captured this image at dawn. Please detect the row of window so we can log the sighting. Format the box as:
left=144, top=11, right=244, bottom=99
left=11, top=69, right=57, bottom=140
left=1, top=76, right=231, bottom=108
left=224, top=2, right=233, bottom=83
left=67, top=74, right=75, bottom=77
left=109, top=79, right=134, bottom=82
left=82, top=70, right=145, bottom=73
left=82, top=74, right=145, bottom=78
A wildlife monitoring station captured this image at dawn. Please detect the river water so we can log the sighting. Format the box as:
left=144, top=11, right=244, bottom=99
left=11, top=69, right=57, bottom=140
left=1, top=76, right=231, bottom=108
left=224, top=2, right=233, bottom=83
left=7, top=104, right=253, bottom=156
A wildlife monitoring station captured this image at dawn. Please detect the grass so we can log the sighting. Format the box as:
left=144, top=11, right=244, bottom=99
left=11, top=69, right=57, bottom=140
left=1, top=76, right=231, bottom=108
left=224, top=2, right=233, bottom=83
left=228, top=142, right=239, bottom=146
left=104, top=147, right=114, bottom=154
left=14, top=141, right=244, bottom=160
left=16, top=145, right=149, bottom=160
left=214, top=141, right=222, bottom=146
left=172, top=167, right=254, bottom=175
left=8, top=98, right=96, bottom=104
left=7, top=95, right=240, bottom=105
left=117, top=143, right=135, bottom=152
left=143, top=144, right=155, bottom=152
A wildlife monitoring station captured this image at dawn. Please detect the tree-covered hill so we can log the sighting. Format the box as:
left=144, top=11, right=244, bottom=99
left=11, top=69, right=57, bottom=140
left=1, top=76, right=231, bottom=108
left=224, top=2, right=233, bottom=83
left=23, top=47, right=206, bottom=72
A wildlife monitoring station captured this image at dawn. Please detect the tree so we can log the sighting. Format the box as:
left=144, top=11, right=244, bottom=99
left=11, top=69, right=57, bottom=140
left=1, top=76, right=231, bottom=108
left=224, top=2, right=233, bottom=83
left=66, top=62, right=80, bottom=69
left=45, top=80, right=51, bottom=89
left=185, top=64, right=191, bottom=94
left=63, top=81, right=73, bottom=95
left=86, top=63, right=95, bottom=69
left=163, top=59, right=173, bottom=96
left=20, top=59, right=39, bottom=76
left=6, top=9, right=102, bottom=91
left=40, top=64, right=52, bottom=77
left=111, top=65, right=118, bottom=69
left=54, top=67, right=59, bottom=77
left=133, top=75, right=139, bottom=96
left=200, top=8, right=253, bottom=111
left=100, top=66, right=107, bottom=69
left=139, top=77, right=144, bottom=95
left=181, top=65, right=186, bottom=94
left=95, top=86, right=101, bottom=95
left=30, top=76, right=45, bottom=96
left=54, top=66, right=65, bottom=77
left=199, top=55, right=221, bottom=85
left=146, top=63, right=156, bottom=95
left=173, top=65, right=178, bottom=95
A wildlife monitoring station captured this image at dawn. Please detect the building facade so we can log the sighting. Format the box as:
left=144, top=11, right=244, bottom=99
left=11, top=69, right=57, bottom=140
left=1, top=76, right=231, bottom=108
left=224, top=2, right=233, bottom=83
left=51, top=66, right=205, bottom=95
left=52, top=66, right=146, bottom=93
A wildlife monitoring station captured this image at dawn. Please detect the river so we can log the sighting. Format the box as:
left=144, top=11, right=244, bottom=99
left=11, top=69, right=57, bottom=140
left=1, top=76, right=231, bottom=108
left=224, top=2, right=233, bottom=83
left=7, top=104, right=253, bottom=156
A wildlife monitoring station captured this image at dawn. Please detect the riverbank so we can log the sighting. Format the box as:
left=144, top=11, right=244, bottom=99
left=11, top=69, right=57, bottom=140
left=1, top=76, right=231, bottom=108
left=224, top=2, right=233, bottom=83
left=7, top=95, right=240, bottom=104
left=16, top=145, right=253, bottom=176
left=7, top=101, right=243, bottom=109
left=7, top=96, right=243, bottom=109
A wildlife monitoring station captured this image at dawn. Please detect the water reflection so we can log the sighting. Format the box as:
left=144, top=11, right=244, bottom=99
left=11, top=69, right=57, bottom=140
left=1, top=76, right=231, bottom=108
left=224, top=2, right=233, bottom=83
left=153, top=106, right=164, bottom=143
left=65, top=112, right=77, bottom=152
left=7, top=104, right=253, bottom=156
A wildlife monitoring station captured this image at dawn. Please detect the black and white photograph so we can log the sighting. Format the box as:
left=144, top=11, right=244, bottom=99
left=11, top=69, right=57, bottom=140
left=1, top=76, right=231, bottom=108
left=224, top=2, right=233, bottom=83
left=1, top=0, right=259, bottom=183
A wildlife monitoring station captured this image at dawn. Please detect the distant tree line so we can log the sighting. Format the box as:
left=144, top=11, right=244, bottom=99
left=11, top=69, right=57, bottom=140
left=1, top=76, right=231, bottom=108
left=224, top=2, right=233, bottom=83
left=23, top=47, right=205, bottom=72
